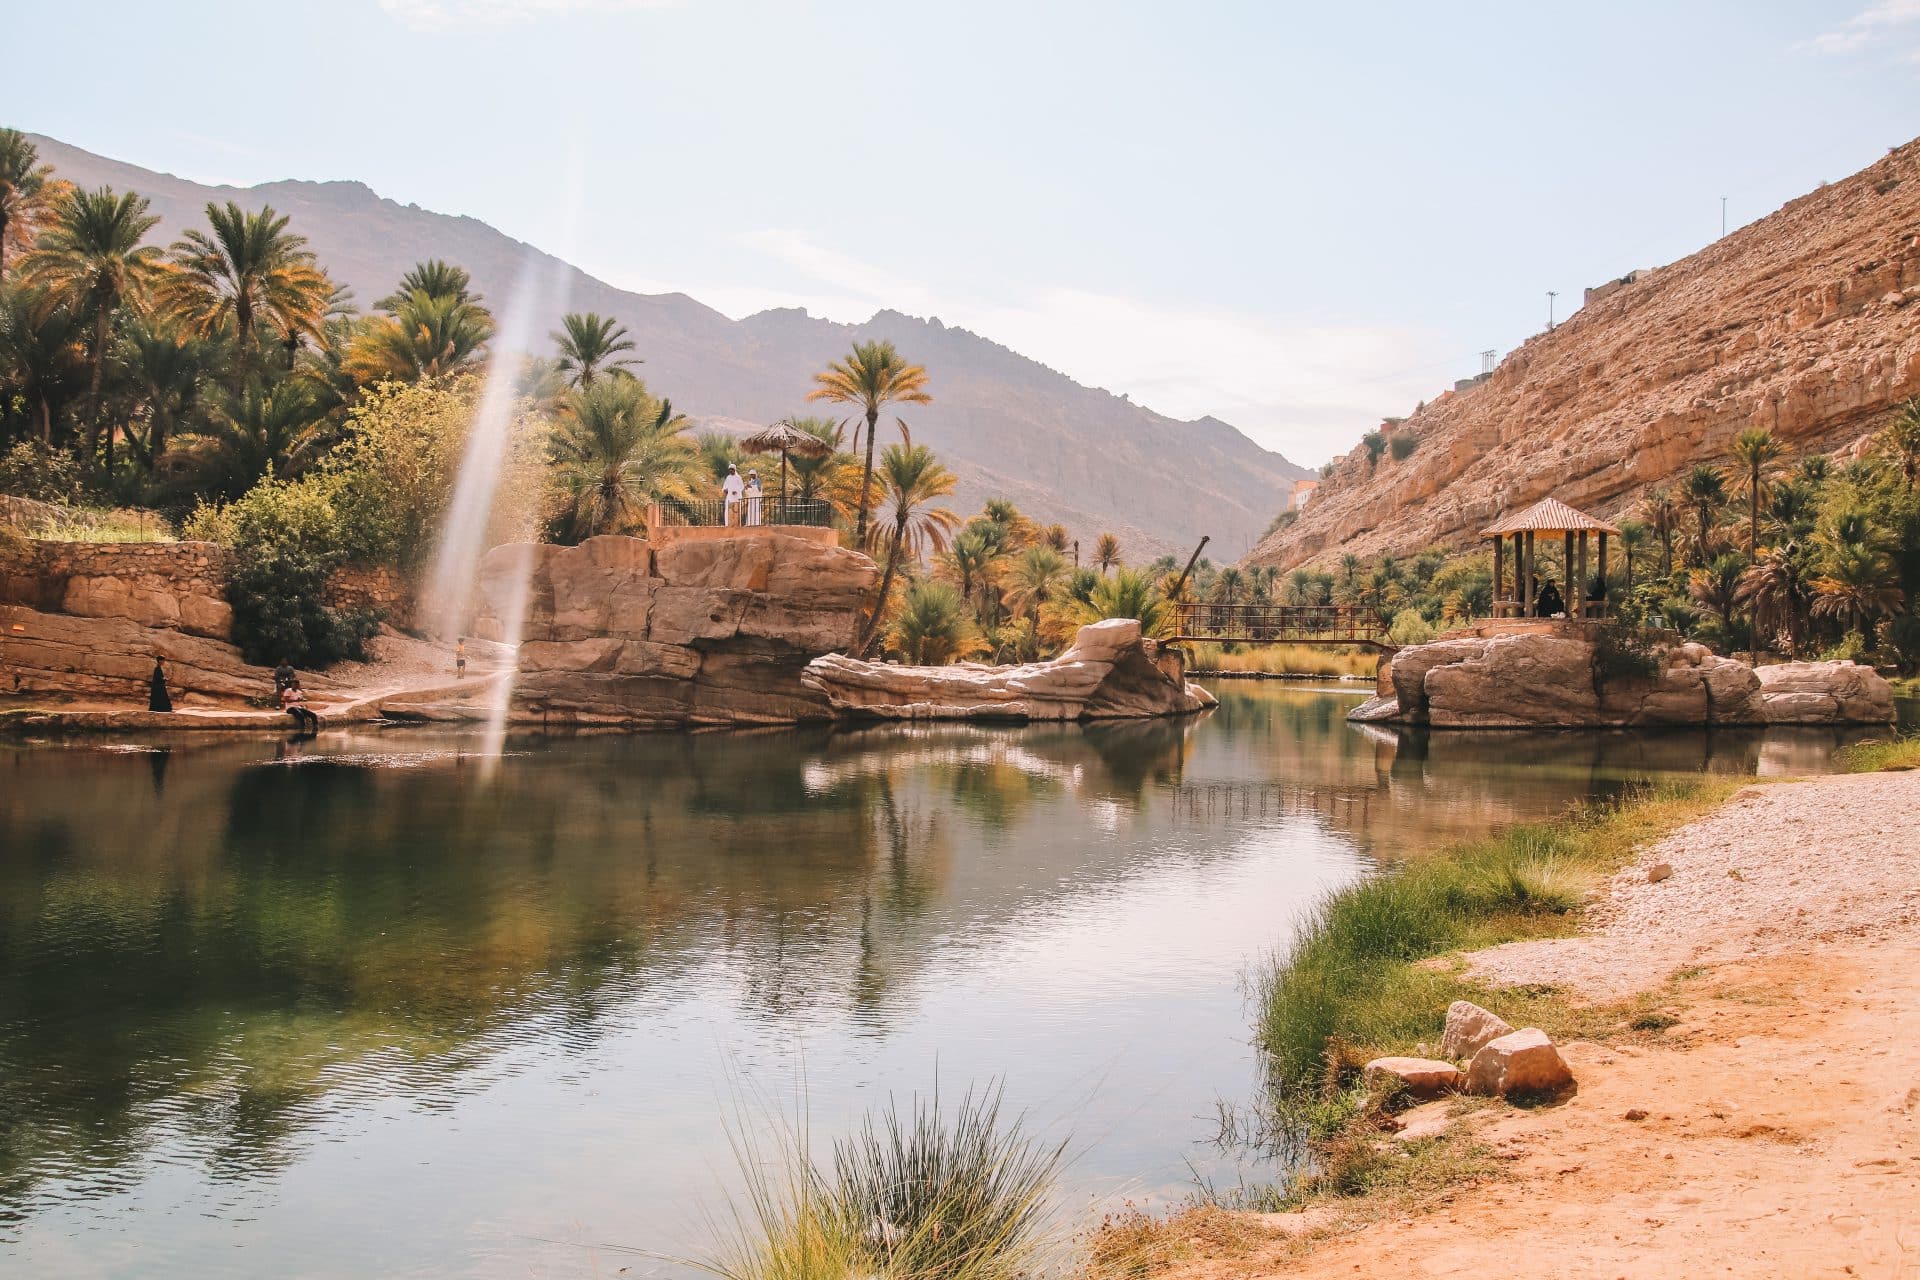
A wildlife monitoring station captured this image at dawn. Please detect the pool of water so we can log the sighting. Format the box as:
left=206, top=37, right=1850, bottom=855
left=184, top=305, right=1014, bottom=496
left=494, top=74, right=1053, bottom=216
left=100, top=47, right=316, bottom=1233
left=0, top=684, right=1895, bottom=1276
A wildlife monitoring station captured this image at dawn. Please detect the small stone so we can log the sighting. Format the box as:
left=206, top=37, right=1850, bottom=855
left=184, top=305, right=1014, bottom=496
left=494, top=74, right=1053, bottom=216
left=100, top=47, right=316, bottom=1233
left=1465, top=1028, right=1575, bottom=1097
left=1624, top=1108, right=1650, bottom=1121
left=1440, top=1000, right=1515, bottom=1060
left=1647, top=863, right=1673, bottom=883
left=1362, top=1056, right=1465, bottom=1098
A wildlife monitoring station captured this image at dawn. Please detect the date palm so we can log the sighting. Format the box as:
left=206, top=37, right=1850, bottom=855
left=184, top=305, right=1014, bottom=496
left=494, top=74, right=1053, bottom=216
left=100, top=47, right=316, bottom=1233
left=941, top=526, right=1003, bottom=626
left=784, top=417, right=845, bottom=502
left=344, top=289, right=495, bottom=384
left=20, top=186, right=163, bottom=465
left=1736, top=542, right=1811, bottom=659
left=0, top=129, right=63, bottom=277
left=1092, top=531, right=1121, bottom=574
left=1641, top=486, right=1679, bottom=580
left=1004, top=544, right=1069, bottom=623
left=1071, top=566, right=1168, bottom=636
left=1812, top=543, right=1904, bottom=641
left=118, top=316, right=217, bottom=471
left=890, top=580, right=983, bottom=665
left=166, top=379, right=331, bottom=501
left=1686, top=552, right=1745, bottom=638
left=1889, top=396, right=1920, bottom=492
left=1617, top=519, right=1650, bottom=595
left=376, top=259, right=476, bottom=310
left=546, top=380, right=701, bottom=541
left=1725, top=427, right=1783, bottom=553
left=1680, top=465, right=1725, bottom=567
left=0, top=285, right=87, bottom=443
left=806, top=339, right=931, bottom=543
left=859, top=442, right=960, bottom=653
left=157, top=201, right=332, bottom=363
left=552, top=312, right=639, bottom=387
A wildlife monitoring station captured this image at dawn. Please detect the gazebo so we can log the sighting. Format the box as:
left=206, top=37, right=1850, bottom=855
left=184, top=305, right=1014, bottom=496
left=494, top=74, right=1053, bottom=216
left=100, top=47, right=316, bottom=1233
left=1483, top=496, right=1622, bottom=619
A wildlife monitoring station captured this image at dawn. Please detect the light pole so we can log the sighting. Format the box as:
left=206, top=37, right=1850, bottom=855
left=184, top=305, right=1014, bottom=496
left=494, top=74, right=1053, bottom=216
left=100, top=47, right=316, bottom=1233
left=1547, top=291, right=1558, bottom=330
left=1721, top=196, right=1727, bottom=237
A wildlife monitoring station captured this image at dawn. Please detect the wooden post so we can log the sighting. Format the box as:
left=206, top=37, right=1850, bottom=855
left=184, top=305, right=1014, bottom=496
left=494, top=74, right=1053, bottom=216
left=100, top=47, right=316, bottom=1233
left=1597, top=534, right=1609, bottom=615
left=1523, top=532, right=1535, bottom=614
left=1492, top=536, right=1505, bottom=614
left=1575, top=531, right=1588, bottom=616
left=1562, top=532, right=1574, bottom=616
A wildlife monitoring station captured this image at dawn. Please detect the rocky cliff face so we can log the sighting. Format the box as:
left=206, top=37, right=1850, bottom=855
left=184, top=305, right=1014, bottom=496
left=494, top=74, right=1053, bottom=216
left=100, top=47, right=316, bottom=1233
left=1252, top=139, right=1920, bottom=571
left=475, top=532, right=878, bottom=728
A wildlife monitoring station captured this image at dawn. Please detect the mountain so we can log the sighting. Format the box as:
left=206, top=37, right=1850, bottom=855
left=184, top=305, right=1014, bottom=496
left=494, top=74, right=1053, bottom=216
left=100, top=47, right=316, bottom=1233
left=1249, top=137, right=1920, bottom=573
left=29, top=135, right=1309, bottom=560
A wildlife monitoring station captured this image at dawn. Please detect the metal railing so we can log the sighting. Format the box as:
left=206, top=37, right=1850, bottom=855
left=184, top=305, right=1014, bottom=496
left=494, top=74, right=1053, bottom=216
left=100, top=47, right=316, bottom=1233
left=649, top=497, right=834, bottom=529
left=1169, top=602, right=1389, bottom=647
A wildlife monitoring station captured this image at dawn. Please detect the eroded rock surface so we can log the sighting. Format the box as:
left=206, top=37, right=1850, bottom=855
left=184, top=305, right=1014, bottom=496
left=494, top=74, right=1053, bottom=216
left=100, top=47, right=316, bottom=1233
left=1359, top=623, right=1893, bottom=728
left=475, top=532, right=878, bottom=728
left=800, top=619, right=1216, bottom=722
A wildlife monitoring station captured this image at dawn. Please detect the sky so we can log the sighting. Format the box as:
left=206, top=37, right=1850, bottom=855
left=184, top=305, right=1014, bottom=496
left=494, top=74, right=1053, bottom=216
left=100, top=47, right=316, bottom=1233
left=8, top=0, right=1920, bottom=465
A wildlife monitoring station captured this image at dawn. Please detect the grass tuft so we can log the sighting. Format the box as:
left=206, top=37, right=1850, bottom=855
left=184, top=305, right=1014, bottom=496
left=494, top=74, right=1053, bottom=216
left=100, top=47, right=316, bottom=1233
left=1838, top=732, right=1920, bottom=773
left=1185, top=642, right=1378, bottom=679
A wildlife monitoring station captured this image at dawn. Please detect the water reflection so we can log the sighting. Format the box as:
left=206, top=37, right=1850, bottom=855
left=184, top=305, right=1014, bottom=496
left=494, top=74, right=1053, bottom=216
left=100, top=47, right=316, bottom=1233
left=0, top=684, right=1880, bottom=1276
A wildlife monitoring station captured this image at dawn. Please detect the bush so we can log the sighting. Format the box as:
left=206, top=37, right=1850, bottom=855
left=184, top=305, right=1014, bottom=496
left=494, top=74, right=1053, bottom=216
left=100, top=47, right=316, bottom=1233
left=195, top=476, right=380, bottom=667
left=1389, top=434, right=1417, bottom=462
left=1880, top=612, right=1920, bottom=675
left=0, top=440, right=90, bottom=504
left=1361, top=431, right=1386, bottom=467
left=1590, top=623, right=1663, bottom=688
left=1386, top=608, right=1434, bottom=647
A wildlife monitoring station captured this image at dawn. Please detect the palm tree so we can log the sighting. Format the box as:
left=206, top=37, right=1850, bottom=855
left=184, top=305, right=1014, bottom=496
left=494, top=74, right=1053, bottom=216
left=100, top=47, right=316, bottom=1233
left=0, top=285, right=88, bottom=444
left=0, top=129, right=63, bottom=277
left=890, top=580, right=983, bottom=665
left=546, top=380, right=702, bottom=541
left=376, top=260, right=476, bottom=310
left=1211, top=566, right=1245, bottom=605
left=1004, top=544, right=1069, bottom=623
left=1641, top=486, right=1679, bottom=580
left=1680, top=465, right=1726, bottom=567
left=697, top=431, right=744, bottom=485
left=1726, top=427, right=1784, bottom=553
left=166, top=379, right=331, bottom=501
left=1763, top=477, right=1818, bottom=546
left=785, top=417, right=845, bottom=502
left=20, top=186, right=163, bottom=465
left=157, top=201, right=332, bottom=363
left=1093, top=532, right=1121, bottom=574
left=805, top=339, right=931, bottom=543
left=1889, top=396, right=1920, bottom=493
left=344, top=289, right=495, bottom=384
left=1812, top=543, right=1905, bottom=641
left=1736, top=543, right=1811, bottom=659
left=859, top=442, right=960, bottom=653
left=118, top=316, right=216, bottom=471
left=552, top=312, right=640, bottom=388
left=1686, top=552, right=1745, bottom=638
left=1072, top=566, right=1169, bottom=636
left=1617, top=519, right=1651, bottom=595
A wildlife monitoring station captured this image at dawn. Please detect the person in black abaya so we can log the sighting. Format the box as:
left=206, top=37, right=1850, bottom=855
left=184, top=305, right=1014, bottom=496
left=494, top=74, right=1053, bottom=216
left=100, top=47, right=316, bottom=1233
left=148, top=656, right=173, bottom=712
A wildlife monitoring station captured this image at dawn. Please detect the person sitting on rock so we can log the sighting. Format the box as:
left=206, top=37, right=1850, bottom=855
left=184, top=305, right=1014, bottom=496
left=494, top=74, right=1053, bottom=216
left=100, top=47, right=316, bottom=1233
left=281, top=677, right=319, bottom=733
left=1535, top=578, right=1565, bottom=618
left=273, top=657, right=296, bottom=694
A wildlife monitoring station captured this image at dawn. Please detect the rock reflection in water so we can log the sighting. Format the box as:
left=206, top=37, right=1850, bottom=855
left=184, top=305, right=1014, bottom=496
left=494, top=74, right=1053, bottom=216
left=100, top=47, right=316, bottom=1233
left=0, top=684, right=1865, bottom=1276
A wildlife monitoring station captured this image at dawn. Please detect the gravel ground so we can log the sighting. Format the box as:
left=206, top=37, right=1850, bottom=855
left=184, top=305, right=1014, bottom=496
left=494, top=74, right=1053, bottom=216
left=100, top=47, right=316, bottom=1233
left=1468, top=769, right=1920, bottom=998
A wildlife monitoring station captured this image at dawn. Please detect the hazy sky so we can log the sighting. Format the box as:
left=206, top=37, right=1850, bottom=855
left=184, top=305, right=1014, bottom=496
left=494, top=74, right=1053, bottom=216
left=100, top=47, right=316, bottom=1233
left=9, top=1, right=1919, bottom=464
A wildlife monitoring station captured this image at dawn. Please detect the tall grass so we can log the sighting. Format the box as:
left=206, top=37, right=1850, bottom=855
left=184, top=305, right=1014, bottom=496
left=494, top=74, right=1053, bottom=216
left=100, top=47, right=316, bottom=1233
left=1186, top=642, right=1377, bottom=679
left=701, top=1084, right=1066, bottom=1280
left=1254, top=779, right=1735, bottom=1097
left=1839, top=732, right=1920, bottom=773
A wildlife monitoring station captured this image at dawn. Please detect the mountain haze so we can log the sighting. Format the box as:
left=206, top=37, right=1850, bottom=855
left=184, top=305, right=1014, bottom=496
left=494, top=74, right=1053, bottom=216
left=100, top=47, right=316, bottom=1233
left=31, top=135, right=1308, bottom=559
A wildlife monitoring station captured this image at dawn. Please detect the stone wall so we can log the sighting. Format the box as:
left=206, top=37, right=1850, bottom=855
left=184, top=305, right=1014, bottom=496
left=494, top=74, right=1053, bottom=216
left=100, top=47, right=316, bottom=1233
left=0, top=540, right=235, bottom=640
left=330, top=564, right=414, bottom=631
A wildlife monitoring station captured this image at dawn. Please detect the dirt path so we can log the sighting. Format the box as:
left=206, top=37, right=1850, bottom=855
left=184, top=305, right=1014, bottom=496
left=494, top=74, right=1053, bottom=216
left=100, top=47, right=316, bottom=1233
left=1168, top=770, right=1920, bottom=1279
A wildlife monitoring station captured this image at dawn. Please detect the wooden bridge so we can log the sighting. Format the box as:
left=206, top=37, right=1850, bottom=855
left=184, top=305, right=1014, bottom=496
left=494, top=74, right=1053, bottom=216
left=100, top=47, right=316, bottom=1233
left=1168, top=603, right=1393, bottom=651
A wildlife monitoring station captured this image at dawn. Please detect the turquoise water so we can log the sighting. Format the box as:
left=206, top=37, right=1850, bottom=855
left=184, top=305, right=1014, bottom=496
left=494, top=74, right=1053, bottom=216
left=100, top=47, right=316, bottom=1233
left=0, top=684, right=1891, bottom=1277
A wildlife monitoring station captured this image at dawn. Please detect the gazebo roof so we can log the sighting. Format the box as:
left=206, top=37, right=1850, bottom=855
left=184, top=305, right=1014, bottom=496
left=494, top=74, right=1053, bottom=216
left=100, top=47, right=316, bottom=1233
left=1481, top=496, right=1621, bottom=537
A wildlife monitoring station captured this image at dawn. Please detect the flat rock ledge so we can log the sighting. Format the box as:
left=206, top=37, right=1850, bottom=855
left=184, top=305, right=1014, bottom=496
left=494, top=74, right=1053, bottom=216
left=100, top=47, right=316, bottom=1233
left=1351, top=621, right=1895, bottom=728
left=801, top=619, right=1217, bottom=722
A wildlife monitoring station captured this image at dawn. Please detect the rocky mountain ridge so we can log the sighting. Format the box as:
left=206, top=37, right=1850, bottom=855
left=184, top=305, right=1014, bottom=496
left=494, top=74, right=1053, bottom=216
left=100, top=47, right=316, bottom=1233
left=1250, top=137, right=1920, bottom=572
left=28, top=135, right=1308, bottom=559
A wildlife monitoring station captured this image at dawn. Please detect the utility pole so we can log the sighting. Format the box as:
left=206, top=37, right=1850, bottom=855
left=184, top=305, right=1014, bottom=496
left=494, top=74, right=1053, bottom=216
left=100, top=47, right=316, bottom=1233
left=1721, top=196, right=1727, bottom=238
left=1546, top=291, right=1558, bottom=330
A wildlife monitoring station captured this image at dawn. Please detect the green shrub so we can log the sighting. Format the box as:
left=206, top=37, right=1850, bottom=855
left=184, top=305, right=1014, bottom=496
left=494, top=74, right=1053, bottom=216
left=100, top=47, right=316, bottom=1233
left=1361, top=432, right=1386, bottom=467
left=195, top=475, right=380, bottom=667
left=0, top=440, right=90, bottom=505
left=1591, top=623, right=1663, bottom=688
left=1389, top=434, right=1417, bottom=462
left=1821, top=631, right=1869, bottom=663
left=1387, top=608, right=1435, bottom=647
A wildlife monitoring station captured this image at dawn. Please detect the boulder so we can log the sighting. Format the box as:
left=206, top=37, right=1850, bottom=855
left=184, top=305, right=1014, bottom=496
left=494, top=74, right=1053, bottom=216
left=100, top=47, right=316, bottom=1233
left=801, top=620, right=1216, bottom=723
left=1464, top=1028, right=1575, bottom=1097
left=1755, top=660, right=1896, bottom=724
left=1362, top=1057, right=1465, bottom=1098
left=1439, top=1000, right=1515, bottom=1061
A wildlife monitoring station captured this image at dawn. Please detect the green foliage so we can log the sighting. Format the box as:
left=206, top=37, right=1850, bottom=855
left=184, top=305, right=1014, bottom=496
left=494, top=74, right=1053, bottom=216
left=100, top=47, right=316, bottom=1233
left=1361, top=431, right=1386, bottom=467
left=1388, top=433, right=1417, bottom=461
left=0, top=439, right=88, bottom=503
left=1386, top=607, right=1434, bottom=647
left=889, top=580, right=983, bottom=665
left=193, top=475, right=379, bottom=666
left=1590, top=622, right=1663, bottom=688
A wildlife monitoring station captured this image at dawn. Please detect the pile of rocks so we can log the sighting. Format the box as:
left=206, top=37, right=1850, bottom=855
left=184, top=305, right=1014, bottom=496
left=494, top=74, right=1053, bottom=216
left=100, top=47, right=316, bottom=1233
left=1363, top=1000, right=1575, bottom=1101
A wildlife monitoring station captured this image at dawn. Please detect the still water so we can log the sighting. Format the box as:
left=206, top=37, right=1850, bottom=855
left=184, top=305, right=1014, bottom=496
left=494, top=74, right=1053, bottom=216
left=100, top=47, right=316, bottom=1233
left=0, top=684, right=1891, bottom=1277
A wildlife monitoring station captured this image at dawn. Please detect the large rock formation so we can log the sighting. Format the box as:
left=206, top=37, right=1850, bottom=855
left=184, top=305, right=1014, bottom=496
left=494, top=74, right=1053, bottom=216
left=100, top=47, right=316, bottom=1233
left=801, top=619, right=1216, bottom=721
left=1, top=540, right=233, bottom=639
left=475, top=531, right=878, bottom=727
left=1252, top=139, right=1920, bottom=572
left=1352, top=623, right=1896, bottom=728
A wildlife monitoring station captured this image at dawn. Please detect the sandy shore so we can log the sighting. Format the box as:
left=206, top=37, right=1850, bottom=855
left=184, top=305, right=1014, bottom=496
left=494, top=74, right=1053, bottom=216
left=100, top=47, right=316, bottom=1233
left=1165, top=767, right=1920, bottom=1279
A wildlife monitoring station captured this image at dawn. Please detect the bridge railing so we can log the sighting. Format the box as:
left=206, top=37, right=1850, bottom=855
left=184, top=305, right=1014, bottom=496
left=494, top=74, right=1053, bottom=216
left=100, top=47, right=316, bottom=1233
left=1169, top=602, right=1387, bottom=644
